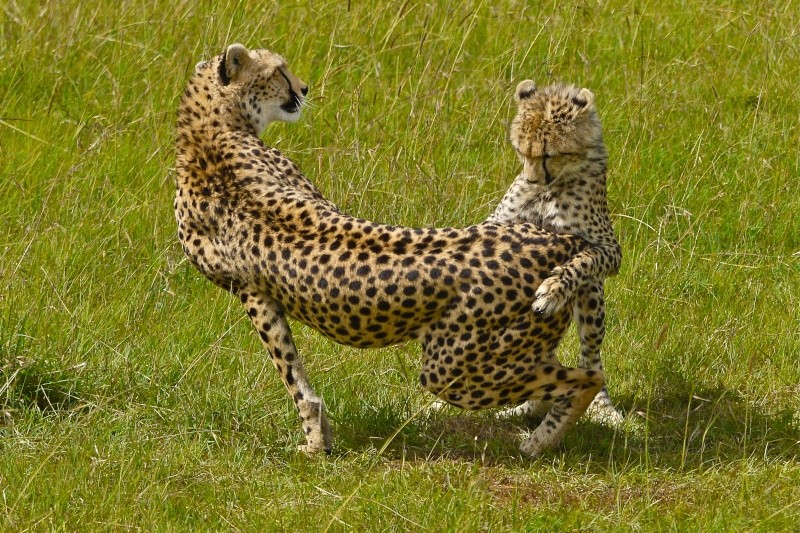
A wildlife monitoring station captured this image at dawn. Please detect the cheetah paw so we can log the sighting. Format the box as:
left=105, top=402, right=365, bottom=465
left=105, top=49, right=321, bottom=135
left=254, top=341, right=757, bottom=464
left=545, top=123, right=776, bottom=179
left=297, top=425, right=332, bottom=455
left=298, top=443, right=332, bottom=455
left=532, top=269, right=570, bottom=315
left=584, top=389, right=625, bottom=427
left=519, top=433, right=548, bottom=458
left=585, top=400, right=625, bottom=427
left=496, top=400, right=551, bottom=420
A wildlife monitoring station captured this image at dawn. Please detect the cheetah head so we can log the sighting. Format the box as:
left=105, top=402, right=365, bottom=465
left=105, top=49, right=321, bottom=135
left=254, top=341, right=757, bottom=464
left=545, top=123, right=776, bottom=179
left=196, top=43, right=309, bottom=134
left=509, top=81, right=604, bottom=184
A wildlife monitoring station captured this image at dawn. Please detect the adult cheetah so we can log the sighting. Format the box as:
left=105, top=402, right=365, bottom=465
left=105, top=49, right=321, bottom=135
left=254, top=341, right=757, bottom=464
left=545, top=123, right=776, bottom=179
left=489, top=81, right=623, bottom=423
left=175, top=44, right=604, bottom=457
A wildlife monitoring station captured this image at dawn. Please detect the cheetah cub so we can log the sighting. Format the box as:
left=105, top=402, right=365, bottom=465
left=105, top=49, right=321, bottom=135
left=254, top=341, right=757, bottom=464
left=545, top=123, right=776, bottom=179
left=489, top=81, right=623, bottom=423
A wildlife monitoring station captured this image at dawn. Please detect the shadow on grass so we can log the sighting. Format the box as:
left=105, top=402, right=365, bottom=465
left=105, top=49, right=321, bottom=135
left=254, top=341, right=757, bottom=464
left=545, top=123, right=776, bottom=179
left=603, top=369, right=800, bottom=467
left=0, top=356, right=88, bottom=417
left=4, top=352, right=797, bottom=469
left=332, top=401, right=526, bottom=464
left=330, top=370, right=800, bottom=467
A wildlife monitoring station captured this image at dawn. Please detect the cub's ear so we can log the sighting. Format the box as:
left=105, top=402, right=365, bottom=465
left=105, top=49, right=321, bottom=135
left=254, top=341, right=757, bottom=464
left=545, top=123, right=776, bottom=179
left=572, top=88, right=595, bottom=111
left=219, top=43, right=251, bottom=85
left=515, top=80, right=537, bottom=101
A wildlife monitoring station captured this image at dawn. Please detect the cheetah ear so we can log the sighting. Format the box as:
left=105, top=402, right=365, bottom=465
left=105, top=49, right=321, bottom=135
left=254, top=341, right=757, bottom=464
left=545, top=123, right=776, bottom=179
left=572, top=88, right=595, bottom=112
left=220, top=43, right=251, bottom=86
left=515, top=80, right=537, bottom=101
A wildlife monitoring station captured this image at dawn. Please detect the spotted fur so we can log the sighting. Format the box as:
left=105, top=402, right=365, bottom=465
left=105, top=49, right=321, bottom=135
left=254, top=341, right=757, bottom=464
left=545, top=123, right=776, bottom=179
left=488, top=81, right=623, bottom=423
left=175, top=45, right=605, bottom=457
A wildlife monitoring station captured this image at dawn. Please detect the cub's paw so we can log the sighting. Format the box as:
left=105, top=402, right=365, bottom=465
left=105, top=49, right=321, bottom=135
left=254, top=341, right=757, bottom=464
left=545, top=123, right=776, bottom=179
left=532, top=268, right=571, bottom=315
left=585, top=400, right=625, bottom=427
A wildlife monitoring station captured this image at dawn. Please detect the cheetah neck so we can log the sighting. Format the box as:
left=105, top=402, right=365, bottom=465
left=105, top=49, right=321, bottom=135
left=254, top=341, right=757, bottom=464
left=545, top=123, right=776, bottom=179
left=174, top=72, right=338, bottom=228
left=488, top=144, right=608, bottom=233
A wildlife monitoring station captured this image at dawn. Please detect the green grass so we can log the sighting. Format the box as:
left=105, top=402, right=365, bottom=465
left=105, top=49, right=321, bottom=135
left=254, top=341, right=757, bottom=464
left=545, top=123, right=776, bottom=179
left=2, top=0, right=799, bottom=530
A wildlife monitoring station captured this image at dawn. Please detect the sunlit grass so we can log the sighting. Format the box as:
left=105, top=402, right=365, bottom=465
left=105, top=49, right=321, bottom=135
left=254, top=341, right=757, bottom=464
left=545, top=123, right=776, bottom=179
left=1, top=0, right=799, bottom=529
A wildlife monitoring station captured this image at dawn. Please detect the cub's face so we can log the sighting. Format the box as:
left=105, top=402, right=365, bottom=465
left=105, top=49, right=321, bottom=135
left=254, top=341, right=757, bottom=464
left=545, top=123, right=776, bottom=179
left=197, top=43, right=309, bottom=133
left=509, top=81, right=604, bottom=184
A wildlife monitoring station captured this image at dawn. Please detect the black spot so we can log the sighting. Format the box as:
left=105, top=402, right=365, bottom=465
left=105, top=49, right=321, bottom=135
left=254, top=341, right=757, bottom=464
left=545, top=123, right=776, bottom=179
left=218, top=55, right=230, bottom=85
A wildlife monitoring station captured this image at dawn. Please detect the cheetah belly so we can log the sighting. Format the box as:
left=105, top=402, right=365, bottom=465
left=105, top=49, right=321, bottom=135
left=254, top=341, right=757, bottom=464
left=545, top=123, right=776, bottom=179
left=419, top=309, right=572, bottom=409
left=256, top=266, right=458, bottom=349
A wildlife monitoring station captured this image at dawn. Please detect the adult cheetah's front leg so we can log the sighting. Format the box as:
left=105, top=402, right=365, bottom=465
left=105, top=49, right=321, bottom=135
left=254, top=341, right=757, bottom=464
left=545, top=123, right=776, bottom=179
left=238, top=289, right=332, bottom=453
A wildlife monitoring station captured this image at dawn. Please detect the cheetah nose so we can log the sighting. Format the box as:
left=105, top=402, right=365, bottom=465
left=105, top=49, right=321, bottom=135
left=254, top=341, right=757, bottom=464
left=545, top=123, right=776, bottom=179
left=300, top=85, right=309, bottom=96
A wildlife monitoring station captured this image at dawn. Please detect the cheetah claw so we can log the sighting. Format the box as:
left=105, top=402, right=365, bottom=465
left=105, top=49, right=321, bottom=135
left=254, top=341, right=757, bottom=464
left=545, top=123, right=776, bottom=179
left=532, top=272, right=570, bottom=315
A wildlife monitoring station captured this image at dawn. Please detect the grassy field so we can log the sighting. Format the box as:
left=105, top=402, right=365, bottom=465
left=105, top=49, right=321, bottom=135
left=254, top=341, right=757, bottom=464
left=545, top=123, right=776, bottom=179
left=1, top=0, right=799, bottom=530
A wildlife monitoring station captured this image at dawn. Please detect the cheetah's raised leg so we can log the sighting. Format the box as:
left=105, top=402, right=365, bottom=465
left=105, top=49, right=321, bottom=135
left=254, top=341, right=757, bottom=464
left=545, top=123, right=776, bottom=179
left=532, top=237, right=621, bottom=316
left=495, top=350, right=556, bottom=421
left=520, top=365, right=604, bottom=457
left=573, top=282, right=623, bottom=425
left=238, top=290, right=333, bottom=454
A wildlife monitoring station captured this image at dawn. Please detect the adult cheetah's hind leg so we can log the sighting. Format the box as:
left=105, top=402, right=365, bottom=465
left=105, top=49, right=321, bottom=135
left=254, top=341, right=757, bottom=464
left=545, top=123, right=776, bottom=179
left=574, top=282, right=624, bottom=425
left=495, top=349, right=557, bottom=421
left=238, top=290, right=333, bottom=454
left=520, top=364, right=604, bottom=457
